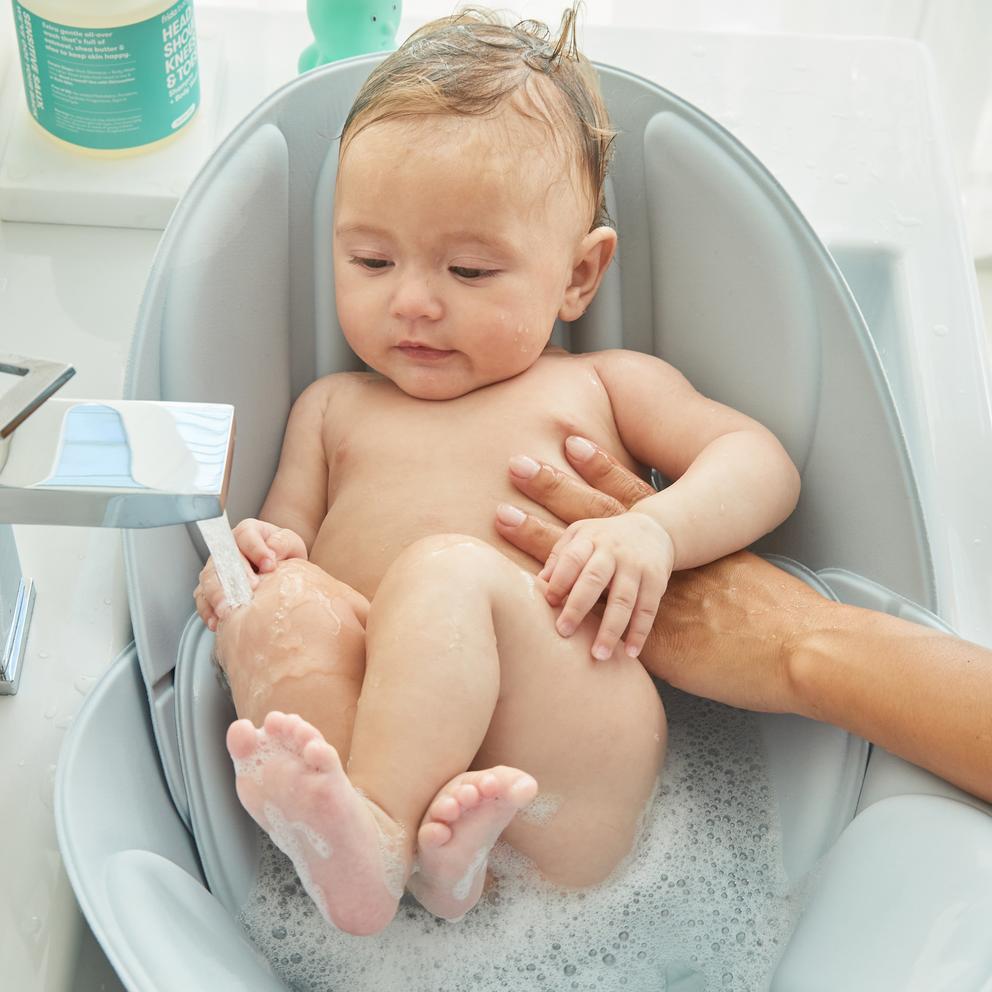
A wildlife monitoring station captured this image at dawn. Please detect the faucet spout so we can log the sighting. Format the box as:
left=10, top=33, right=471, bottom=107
left=0, top=396, right=236, bottom=528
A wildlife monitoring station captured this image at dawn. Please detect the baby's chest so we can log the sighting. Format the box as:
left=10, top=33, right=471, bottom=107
left=328, top=370, right=621, bottom=482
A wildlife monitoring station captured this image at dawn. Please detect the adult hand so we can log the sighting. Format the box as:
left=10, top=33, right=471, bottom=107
left=496, top=437, right=822, bottom=713
left=497, top=436, right=992, bottom=801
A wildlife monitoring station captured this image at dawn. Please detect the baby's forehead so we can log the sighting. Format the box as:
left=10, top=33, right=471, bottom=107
left=363, top=104, right=589, bottom=207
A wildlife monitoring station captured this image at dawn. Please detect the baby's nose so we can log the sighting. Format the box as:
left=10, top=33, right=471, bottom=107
left=390, top=273, right=443, bottom=321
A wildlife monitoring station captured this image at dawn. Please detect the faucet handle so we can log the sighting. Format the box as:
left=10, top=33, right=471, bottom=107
left=0, top=355, right=76, bottom=439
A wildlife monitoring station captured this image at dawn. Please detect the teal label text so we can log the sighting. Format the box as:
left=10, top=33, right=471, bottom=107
left=12, top=0, right=199, bottom=150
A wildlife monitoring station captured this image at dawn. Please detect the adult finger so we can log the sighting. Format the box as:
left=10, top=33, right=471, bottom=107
left=563, top=436, right=655, bottom=509
left=494, top=502, right=565, bottom=564
left=508, top=455, right=626, bottom=525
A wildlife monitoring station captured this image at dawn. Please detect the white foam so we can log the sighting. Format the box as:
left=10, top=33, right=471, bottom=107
left=263, top=802, right=333, bottom=925
left=239, top=690, right=803, bottom=991
left=231, top=736, right=286, bottom=786
left=452, top=848, right=488, bottom=902
left=518, top=793, right=563, bottom=826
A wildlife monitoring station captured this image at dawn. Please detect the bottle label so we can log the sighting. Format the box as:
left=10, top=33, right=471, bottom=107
left=12, top=0, right=199, bottom=150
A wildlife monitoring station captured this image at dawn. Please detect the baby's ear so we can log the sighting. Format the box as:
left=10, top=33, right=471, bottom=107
left=559, top=227, right=617, bottom=322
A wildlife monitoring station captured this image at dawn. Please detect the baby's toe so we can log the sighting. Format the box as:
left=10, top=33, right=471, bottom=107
left=418, top=820, right=453, bottom=851
left=454, top=782, right=481, bottom=808
left=226, top=719, right=258, bottom=760
left=302, top=736, right=339, bottom=774
left=262, top=710, right=291, bottom=740
left=429, top=794, right=462, bottom=823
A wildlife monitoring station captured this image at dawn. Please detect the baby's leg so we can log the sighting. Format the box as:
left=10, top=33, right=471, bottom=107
left=337, top=535, right=666, bottom=925
left=214, top=558, right=368, bottom=757
left=214, top=559, right=381, bottom=928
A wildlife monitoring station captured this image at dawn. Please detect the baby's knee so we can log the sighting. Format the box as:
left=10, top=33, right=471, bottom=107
left=216, top=558, right=367, bottom=662
left=393, top=533, right=501, bottom=580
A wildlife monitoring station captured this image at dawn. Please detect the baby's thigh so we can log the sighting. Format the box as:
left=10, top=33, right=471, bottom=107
left=479, top=592, right=667, bottom=889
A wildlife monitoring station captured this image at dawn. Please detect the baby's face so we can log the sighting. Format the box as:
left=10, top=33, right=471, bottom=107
left=333, top=110, right=589, bottom=400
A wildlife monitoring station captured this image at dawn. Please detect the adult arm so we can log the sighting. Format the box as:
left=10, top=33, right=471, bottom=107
left=495, top=436, right=992, bottom=804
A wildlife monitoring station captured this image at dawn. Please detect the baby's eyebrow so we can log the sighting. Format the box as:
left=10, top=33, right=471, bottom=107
left=334, top=222, right=391, bottom=239
left=444, top=230, right=515, bottom=256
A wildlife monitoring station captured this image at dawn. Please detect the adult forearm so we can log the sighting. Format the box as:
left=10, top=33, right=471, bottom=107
left=790, top=604, right=992, bottom=803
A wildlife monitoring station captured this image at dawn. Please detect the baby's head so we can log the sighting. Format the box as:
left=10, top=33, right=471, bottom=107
left=333, top=6, right=618, bottom=400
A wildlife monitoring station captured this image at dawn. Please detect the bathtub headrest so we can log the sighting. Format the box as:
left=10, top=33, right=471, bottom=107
left=123, top=56, right=929, bottom=826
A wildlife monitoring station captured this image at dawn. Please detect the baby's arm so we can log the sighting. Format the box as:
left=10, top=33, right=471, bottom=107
left=542, top=350, right=799, bottom=658
left=195, top=377, right=335, bottom=628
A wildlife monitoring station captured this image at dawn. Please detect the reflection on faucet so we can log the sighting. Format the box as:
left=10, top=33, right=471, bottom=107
left=0, top=352, right=237, bottom=694
left=0, top=396, right=235, bottom=527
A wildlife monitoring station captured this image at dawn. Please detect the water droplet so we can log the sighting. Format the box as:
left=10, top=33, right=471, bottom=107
left=833, top=173, right=850, bottom=185
left=103, top=598, right=112, bottom=606
left=44, top=704, right=57, bottom=719
left=933, top=324, right=949, bottom=337
left=602, top=953, right=616, bottom=965
left=563, top=964, right=576, bottom=976
left=271, top=925, right=287, bottom=939
left=39, top=651, right=49, bottom=659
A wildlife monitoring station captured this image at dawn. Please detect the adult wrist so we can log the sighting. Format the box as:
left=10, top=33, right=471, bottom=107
left=785, top=599, right=862, bottom=723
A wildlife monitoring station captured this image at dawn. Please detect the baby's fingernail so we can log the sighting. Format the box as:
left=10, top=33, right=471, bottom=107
left=496, top=503, right=526, bottom=525
left=625, top=643, right=640, bottom=658
left=565, top=436, right=596, bottom=460
left=208, top=618, right=217, bottom=632
left=509, top=455, right=540, bottom=479
left=593, top=643, right=612, bottom=660
left=557, top=618, right=575, bottom=637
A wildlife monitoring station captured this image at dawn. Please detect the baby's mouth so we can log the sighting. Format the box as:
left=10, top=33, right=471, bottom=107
left=396, top=342, right=455, bottom=361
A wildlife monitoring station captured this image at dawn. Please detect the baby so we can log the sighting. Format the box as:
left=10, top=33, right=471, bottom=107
left=195, top=7, right=800, bottom=938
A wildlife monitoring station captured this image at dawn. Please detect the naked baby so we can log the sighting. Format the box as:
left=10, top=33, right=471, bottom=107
left=194, top=7, right=800, bottom=938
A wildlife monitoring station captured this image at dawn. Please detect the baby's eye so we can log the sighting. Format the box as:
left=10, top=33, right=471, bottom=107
left=350, top=256, right=391, bottom=270
left=450, top=265, right=497, bottom=280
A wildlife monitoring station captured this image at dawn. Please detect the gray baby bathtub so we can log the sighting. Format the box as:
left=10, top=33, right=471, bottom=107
left=56, top=55, right=992, bottom=990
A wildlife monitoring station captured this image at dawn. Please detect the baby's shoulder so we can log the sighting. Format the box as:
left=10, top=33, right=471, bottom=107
left=303, top=371, right=384, bottom=407
left=540, top=348, right=676, bottom=384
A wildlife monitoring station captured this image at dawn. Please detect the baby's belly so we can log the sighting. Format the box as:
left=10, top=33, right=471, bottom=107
left=309, top=482, right=540, bottom=599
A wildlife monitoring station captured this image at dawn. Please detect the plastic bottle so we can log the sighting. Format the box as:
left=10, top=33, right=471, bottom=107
left=10, top=0, right=200, bottom=154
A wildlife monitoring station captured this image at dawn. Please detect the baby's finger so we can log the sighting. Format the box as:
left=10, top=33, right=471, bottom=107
left=544, top=535, right=595, bottom=607
left=592, top=569, right=640, bottom=660
left=623, top=574, right=668, bottom=658
left=264, top=527, right=306, bottom=567
left=234, top=527, right=274, bottom=570
left=193, top=583, right=219, bottom=631
left=554, top=550, right=615, bottom=638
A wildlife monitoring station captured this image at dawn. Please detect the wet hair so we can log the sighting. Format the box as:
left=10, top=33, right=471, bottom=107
left=339, top=4, right=615, bottom=229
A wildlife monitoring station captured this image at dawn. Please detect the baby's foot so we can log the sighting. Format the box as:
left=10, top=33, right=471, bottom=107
left=227, top=711, right=405, bottom=936
left=407, top=766, right=538, bottom=921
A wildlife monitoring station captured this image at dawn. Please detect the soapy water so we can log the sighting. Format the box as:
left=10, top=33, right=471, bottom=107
left=198, top=512, right=253, bottom=610
left=238, top=689, right=802, bottom=991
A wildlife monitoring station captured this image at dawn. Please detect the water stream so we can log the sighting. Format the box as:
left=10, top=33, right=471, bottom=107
left=197, top=512, right=253, bottom=611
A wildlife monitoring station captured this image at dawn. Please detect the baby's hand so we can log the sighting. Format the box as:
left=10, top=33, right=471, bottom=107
left=193, top=519, right=308, bottom=631
left=232, top=518, right=308, bottom=575
left=540, top=512, right=675, bottom=660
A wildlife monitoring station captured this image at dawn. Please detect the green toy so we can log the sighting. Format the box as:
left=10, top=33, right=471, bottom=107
left=299, top=1, right=403, bottom=72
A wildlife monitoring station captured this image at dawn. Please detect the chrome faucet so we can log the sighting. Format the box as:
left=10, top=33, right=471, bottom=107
left=0, top=353, right=236, bottom=694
